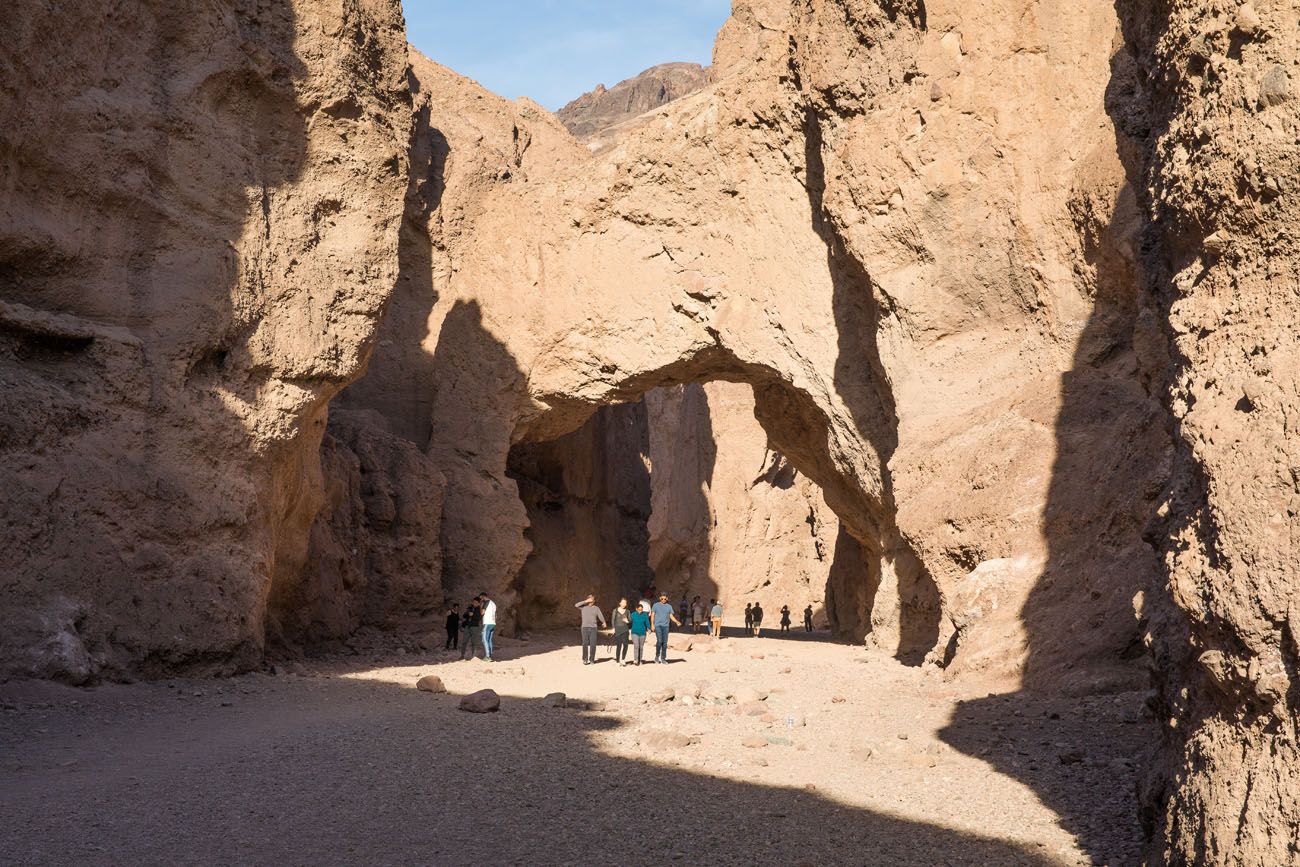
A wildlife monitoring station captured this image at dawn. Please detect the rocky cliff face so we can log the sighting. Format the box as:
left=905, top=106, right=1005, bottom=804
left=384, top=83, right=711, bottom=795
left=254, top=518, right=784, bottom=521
left=1112, top=1, right=1300, bottom=861
left=0, top=0, right=411, bottom=680
left=555, top=62, right=711, bottom=140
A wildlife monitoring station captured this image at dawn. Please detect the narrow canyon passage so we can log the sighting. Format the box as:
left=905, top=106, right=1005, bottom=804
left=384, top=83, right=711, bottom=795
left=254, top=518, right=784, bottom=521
left=0, top=635, right=1150, bottom=866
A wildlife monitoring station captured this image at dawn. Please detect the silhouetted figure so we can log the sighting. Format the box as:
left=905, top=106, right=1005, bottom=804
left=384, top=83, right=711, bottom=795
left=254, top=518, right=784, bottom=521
left=744, top=603, right=754, bottom=632
left=710, top=599, right=723, bottom=638
left=678, top=595, right=689, bottom=624
left=575, top=594, right=606, bottom=664
left=445, top=604, right=460, bottom=649
left=804, top=605, right=814, bottom=632
left=460, top=600, right=483, bottom=659
left=779, top=605, right=791, bottom=633
left=751, top=602, right=764, bottom=637
left=611, top=598, right=632, bottom=665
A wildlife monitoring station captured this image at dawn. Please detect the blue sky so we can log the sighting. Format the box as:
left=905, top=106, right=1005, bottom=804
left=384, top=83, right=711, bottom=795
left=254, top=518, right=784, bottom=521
left=403, top=1, right=732, bottom=110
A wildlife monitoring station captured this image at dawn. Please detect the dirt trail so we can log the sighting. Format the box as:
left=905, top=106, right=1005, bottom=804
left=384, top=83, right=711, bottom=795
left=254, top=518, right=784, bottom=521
left=0, top=630, right=1147, bottom=866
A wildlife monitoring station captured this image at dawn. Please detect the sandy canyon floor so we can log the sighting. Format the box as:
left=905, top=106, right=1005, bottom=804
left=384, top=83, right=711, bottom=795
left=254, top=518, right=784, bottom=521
left=0, top=629, right=1149, bottom=866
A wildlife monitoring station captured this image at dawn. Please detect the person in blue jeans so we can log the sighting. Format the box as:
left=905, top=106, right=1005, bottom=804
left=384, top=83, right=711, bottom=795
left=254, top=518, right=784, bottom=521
left=650, top=593, right=681, bottom=663
left=479, top=591, right=497, bottom=662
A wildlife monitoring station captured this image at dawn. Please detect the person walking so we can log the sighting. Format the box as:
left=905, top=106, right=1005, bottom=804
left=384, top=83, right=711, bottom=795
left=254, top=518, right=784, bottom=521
left=779, top=605, right=792, bottom=633
left=460, top=598, right=483, bottom=660
left=444, top=603, right=461, bottom=650
left=611, top=598, right=632, bottom=665
left=630, top=602, right=652, bottom=665
left=751, top=601, right=764, bottom=637
left=744, top=603, right=754, bottom=633
left=575, top=594, right=607, bottom=665
left=691, top=595, right=706, bottom=633
left=651, top=593, right=680, bottom=663
left=804, top=604, right=814, bottom=632
left=480, top=591, right=497, bottom=662
left=710, top=598, right=723, bottom=639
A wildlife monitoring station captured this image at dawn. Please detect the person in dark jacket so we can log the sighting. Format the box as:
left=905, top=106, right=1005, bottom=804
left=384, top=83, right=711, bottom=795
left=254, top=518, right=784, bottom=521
left=575, top=594, right=607, bottom=664
left=779, top=605, right=791, bottom=633
left=444, top=603, right=461, bottom=649
left=751, top=602, right=764, bottom=637
left=744, top=603, right=754, bottom=632
left=460, top=599, right=483, bottom=660
left=610, top=598, right=633, bottom=665
left=804, top=605, right=814, bottom=632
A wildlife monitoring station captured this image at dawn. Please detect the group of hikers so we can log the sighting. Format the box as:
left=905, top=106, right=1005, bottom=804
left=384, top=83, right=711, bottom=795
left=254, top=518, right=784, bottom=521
left=444, top=588, right=817, bottom=664
left=442, top=591, right=498, bottom=661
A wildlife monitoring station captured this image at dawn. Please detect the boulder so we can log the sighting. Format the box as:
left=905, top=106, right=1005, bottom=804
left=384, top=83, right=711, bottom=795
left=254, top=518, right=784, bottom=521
left=741, top=736, right=768, bottom=749
left=734, top=686, right=768, bottom=704
left=415, top=675, right=446, bottom=693
left=649, top=687, right=675, bottom=703
left=458, top=689, right=500, bottom=713
left=542, top=692, right=567, bottom=708
left=641, top=731, right=698, bottom=750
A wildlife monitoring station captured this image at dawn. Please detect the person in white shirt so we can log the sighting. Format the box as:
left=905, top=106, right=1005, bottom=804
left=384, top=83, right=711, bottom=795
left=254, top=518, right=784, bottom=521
left=479, top=591, right=497, bottom=662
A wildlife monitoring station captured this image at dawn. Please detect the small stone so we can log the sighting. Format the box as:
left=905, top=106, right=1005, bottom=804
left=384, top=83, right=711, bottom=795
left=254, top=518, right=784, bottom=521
left=742, top=735, right=768, bottom=748
left=1058, top=750, right=1085, bottom=765
left=750, top=653, right=765, bottom=660
left=760, top=713, right=777, bottom=723
left=734, top=686, right=767, bottom=704
left=541, top=692, right=567, bottom=708
left=642, top=731, right=697, bottom=750
left=779, top=666, right=792, bottom=674
left=458, top=689, right=500, bottom=713
left=1261, top=65, right=1292, bottom=108
left=743, top=701, right=768, bottom=716
left=831, top=695, right=847, bottom=704
left=850, top=746, right=875, bottom=762
left=1203, top=230, right=1233, bottom=255
left=650, top=687, right=675, bottom=703
left=1235, top=3, right=1262, bottom=36
left=766, top=736, right=792, bottom=746
left=416, top=675, right=446, bottom=693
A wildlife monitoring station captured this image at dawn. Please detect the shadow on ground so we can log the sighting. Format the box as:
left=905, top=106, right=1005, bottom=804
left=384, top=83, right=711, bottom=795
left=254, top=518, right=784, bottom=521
left=0, top=675, right=1057, bottom=867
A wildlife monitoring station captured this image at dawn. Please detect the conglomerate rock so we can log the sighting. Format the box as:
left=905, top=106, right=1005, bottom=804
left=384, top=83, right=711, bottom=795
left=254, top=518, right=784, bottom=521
left=0, top=0, right=411, bottom=680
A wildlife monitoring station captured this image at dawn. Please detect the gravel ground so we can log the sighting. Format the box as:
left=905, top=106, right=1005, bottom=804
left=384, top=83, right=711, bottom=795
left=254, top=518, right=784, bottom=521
left=0, top=631, right=1150, bottom=866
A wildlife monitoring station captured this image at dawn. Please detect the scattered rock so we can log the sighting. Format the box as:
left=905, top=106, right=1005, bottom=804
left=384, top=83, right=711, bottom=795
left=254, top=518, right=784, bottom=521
left=641, top=731, right=698, bottom=750
left=742, top=701, right=768, bottom=716
left=831, top=695, right=847, bottom=704
left=750, top=653, right=765, bottom=660
left=1235, top=3, right=1263, bottom=36
left=734, top=686, right=768, bottom=704
left=415, top=675, right=446, bottom=693
left=1261, top=65, right=1292, bottom=108
left=458, top=689, right=500, bottom=713
left=851, top=746, right=875, bottom=762
left=650, top=687, right=675, bottom=703
left=541, top=692, right=567, bottom=708
left=1058, top=750, right=1085, bottom=765
left=668, top=634, right=694, bottom=652
left=779, top=666, right=792, bottom=674
left=742, top=735, right=768, bottom=749
left=766, top=736, right=792, bottom=746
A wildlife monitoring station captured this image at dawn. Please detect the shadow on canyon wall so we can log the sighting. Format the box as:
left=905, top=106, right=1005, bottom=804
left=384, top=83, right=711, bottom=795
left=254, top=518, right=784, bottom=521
left=940, top=37, right=1169, bottom=864
left=0, top=675, right=1063, bottom=866
left=1, top=0, right=323, bottom=678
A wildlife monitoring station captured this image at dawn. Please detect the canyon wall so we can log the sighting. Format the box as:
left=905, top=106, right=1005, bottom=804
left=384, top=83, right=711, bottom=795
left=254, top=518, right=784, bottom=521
left=1115, top=1, right=1300, bottom=862
left=0, top=0, right=411, bottom=680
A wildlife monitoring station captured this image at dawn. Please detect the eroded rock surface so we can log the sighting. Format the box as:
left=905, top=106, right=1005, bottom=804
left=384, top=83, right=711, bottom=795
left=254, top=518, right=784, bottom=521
left=0, top=0, right=411, bottom=680
left=556, top=62, right=711, bottom=141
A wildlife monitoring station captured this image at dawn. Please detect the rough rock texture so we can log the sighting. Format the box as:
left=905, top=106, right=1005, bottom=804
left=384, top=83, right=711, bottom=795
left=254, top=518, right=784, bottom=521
left=555, top=62, right=711, bottom=140
left=1113, top=1, right=1300, bottom=862
left=0, top=0, right=411, bottom=680
left=646, top=382, right=839, bottom=626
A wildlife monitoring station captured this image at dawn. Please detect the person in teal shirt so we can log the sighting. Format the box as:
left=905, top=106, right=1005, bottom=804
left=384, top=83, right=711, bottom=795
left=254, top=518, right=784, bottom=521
left=629, top=604, right=652, bottom=666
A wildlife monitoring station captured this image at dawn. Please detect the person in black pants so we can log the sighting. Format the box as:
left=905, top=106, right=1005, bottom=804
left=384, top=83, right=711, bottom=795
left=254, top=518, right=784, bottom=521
left=779, top=605, right=791, bottom=633
left=804, top=605, right=814, bottom=632
left=751, top=602, right=764, bottom=636
left=444, top=603, right=460, bottom=649
left=610, top=598, right=632, bottom=665
left=575, top=594, right=606, bottom=664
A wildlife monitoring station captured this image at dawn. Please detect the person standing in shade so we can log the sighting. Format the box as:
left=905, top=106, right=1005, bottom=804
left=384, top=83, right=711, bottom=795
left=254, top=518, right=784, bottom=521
left=744, top=603, right=754, bottom=633
left=804, top=604, right=814, bottom=632
left=751, top=601, right=764, bottom=637
left=651, top=593, right=681, bottom=663
left=460, top=598, right=483, bottom=660
left=630, top=603, right=652, bottom=665
left=691, top=595, right=706, bottom=633
left=480, top=591, right=497, bottom=662
left=610, top=597, right=632, bottom=665
left=779, top=605, right=792, bottom=633
left=575, top=594, right=607, bottom=665
left=678, top=595, right=689, bottom=625
left=444, top=603, right=461, bottom=650
left=710, top=598, right=723, bottom=639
